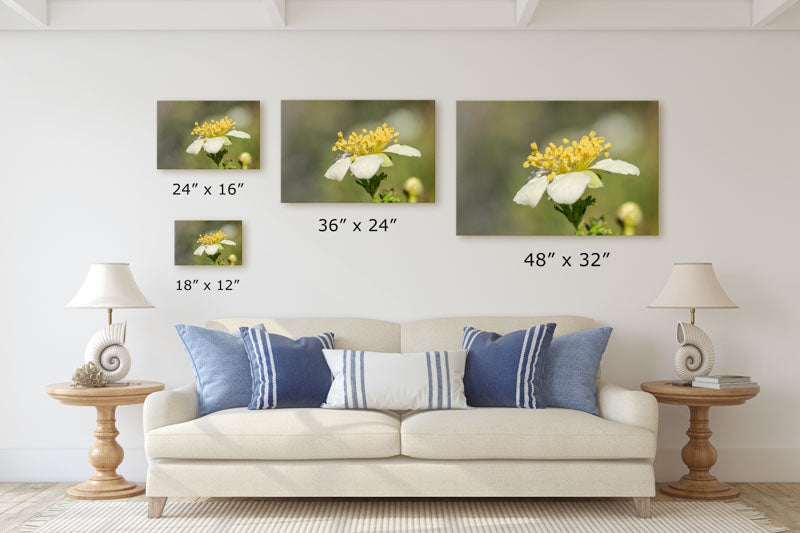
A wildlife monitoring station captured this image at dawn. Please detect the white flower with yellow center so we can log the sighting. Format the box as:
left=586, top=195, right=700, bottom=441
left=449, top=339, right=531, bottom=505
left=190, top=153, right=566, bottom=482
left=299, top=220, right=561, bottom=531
left=186, top=116, right=250, bottom=156
left=513, top=131, right=639, bottom=207
left=194, top=230, right=236, bottom=257
left=324, top=123, right=421, bottom=181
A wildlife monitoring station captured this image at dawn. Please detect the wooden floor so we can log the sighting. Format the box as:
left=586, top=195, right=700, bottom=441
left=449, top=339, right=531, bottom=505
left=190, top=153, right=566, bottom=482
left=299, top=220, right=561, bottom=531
left=0, top=482, right=798, bottom=532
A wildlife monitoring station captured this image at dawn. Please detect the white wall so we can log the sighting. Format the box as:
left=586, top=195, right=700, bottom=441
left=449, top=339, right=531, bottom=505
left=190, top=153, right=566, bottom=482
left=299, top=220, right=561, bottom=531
left=1, top=30, right=798, bottom=483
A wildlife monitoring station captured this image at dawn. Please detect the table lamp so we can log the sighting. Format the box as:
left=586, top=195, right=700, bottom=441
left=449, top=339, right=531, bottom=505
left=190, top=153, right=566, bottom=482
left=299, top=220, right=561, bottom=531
left=66, top=263, right=154, bottom=383
left=648, top=262, right=738, bottom=382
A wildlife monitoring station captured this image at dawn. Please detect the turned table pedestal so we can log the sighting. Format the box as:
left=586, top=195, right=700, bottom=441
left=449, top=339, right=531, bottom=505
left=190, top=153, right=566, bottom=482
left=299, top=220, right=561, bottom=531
left=45, top=381, right=164, bottom=500
left=640, top=380, right=759, bottom=500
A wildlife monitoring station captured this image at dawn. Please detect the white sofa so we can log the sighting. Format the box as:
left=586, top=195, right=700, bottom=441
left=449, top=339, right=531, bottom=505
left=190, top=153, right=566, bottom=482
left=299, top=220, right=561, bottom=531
left=144, top=316, right=658, bottom=518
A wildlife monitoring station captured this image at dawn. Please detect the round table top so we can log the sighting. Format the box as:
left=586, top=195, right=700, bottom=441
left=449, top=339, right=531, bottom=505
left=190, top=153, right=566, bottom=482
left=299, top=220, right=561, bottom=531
left=46, top=381, right=165, bottom=407
left=641, top=380, right=759, bottom=407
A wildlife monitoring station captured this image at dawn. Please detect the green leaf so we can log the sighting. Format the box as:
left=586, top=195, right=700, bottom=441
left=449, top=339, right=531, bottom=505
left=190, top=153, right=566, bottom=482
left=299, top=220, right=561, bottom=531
left=373, top=188, right=401, bottom=203
left=554, top=195, right=597, bottom=230
left=355, top=172, right=390, bottom=200
left=582, top=170, right=604, bottom=189
left=576, top=216, right=616, bottom=236
left=379, top=153, right=394, bottom=167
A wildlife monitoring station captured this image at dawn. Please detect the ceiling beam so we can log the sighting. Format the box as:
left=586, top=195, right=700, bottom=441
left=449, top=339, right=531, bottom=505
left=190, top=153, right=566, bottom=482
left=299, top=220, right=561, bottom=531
left=264, top=0, right=286, bottom=26
left=516, top=0, right=540, bottom=26
left=529, top=0, right=751, bottom=29
left=1, top=0, right=47, bottom=26
left=285, top=0, right=511, bottom=29
left=752, top=0, right=800, bottom=26
left=2, top=0, right=796, bottom=31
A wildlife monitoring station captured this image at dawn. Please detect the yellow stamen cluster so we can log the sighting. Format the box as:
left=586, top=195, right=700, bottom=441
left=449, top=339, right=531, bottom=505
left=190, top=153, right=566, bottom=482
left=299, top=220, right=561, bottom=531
left=523, top=131, right=611, bottom=181
left=332, top=122, right=400, bottom=161
left=191, top=116, right=236, bottom=139
left=196, top=230, right=228, bottom=246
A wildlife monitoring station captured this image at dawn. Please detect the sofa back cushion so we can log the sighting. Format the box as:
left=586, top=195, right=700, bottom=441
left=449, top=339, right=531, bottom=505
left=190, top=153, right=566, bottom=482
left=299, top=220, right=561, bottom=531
left=208, top=318, right=401, bottom=352
left=209, top=316, right=596, bottom=355
left=400, top=316, right=595, bottom=353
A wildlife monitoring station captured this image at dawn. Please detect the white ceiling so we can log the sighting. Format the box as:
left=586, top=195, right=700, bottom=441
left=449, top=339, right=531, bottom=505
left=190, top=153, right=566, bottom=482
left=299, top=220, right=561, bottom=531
left=1, top=0, right=799, bottom=30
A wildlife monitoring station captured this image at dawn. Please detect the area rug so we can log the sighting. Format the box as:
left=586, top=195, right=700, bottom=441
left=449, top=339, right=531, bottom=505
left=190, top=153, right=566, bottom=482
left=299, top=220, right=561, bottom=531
left=15, top=499, right=788, bottom=533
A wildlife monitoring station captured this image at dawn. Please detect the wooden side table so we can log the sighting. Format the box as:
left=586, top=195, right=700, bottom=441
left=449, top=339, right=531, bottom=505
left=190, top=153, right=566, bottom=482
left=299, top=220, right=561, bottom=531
left=641, top=380, right=759, bottom=500
left=46, top=381, right=164, bottom=500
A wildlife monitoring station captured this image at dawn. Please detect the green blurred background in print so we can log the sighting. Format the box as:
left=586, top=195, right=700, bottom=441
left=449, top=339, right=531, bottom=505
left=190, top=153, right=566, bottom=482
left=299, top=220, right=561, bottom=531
left=174, top=220, right=243, bottom=266
left=282, top=100, right=435, bottom=203
left=157, top=101, right=260, bottom=170
left=457, top=101, right=659, bottom=236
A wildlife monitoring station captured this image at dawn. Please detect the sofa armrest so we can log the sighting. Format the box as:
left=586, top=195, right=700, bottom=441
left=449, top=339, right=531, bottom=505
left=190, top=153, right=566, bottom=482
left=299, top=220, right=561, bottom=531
left=143, top=383, right=199, bottom=433
left=596, top=380, right=658, bottom=435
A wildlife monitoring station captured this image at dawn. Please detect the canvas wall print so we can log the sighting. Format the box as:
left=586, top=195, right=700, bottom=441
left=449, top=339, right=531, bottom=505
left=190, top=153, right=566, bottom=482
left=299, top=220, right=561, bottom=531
left=158, top=101, right=260, bottom=170
left=282, top=100, right=435, bottom=203
left=174, top=220, right=242, bottom=266
left=457, top=101, right=659, bottom=236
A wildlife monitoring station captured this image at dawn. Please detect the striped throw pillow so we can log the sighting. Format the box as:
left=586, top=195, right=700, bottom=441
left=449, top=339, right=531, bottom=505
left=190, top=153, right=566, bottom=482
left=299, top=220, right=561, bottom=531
left=462, top=323, right=556, bottom=408
left=240, top=327, right=334, bottom=409
left=321, top=350, right=468, bottom=410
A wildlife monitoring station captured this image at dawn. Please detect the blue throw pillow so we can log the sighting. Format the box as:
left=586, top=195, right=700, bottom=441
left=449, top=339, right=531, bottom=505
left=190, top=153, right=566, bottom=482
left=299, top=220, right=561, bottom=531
left=175, top=324, right=265, bottom=417
left=240, top=327, right=334, bottom=409
left=462, top=323, right=556, bottom=408
left=542, top=327, right=613, bottom=415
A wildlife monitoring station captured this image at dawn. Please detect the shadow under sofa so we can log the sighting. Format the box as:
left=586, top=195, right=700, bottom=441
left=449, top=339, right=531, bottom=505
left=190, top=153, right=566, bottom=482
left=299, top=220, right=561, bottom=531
left=143, top=316, right=658, bottom=518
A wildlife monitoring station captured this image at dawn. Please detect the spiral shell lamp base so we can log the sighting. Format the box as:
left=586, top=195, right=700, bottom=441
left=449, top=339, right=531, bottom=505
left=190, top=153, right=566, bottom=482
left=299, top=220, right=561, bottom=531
left=673, top=322, right=715, bottom=381
left=84, top=322, right=131, bottom=383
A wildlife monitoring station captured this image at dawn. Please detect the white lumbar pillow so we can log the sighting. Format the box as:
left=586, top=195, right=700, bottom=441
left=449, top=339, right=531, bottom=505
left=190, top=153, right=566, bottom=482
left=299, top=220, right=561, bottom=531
left=322, top=349, right=468, bottom=410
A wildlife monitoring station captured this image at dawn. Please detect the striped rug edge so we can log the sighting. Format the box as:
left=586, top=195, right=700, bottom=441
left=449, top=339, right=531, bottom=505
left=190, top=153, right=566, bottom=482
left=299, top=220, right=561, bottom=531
left=13, top=499, right=790, bottom=533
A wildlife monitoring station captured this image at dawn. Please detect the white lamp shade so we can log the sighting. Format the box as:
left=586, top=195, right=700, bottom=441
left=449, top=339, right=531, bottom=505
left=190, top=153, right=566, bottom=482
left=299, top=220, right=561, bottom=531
left=648, top=262, right=738, bottom=309
left=66, top=263, right=154, bottom=309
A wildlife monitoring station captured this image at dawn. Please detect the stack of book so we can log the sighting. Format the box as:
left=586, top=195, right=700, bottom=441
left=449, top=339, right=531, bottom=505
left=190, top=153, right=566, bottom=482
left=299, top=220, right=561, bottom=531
left=692, top=375, right=758, bottom=389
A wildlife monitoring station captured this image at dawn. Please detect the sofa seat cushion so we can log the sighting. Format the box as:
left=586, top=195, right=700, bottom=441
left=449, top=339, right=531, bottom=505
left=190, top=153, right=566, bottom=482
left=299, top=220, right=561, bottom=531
left=146, top=407, right=400, bottom=460
left=400, top=408, right=655, bottom=460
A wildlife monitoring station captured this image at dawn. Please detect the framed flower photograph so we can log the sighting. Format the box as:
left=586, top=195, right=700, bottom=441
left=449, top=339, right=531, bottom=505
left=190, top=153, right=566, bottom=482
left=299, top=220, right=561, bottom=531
left=157, top=101, right=260, bottom=170
left=174, top=220, right=243, bottom=266
left=282, top=100, right=435, bottom=203
left=457, top=101, right=659, bottom=236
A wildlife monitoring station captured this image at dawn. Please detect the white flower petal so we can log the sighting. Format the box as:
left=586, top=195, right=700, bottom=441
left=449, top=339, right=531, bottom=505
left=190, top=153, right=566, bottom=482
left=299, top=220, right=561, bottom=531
left=349, top=154, right=385, bottom=180
left=589, top=158, right=640, bottom=175
left=513, top=176, right=548, bottom=208
left=383, top=144, right=421, bottom=157
left=203, top=137, right=227, bottom=154
left=226, top=130, right=250, bottom=139
left=194, top=245, right=206, bottom=256
left=186, top=138, right=204, bottom=155
left=547, top=172, right=591, bottom=205
left=220, top=240, right=236, bottom=245
left=324, top=157, right=351, bottom=182
left=204, top=244, right=221, bottom=255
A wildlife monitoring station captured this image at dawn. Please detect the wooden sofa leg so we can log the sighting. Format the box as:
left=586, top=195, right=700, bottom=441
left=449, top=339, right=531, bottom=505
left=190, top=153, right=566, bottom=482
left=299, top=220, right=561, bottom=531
left=633, top=497, right=651, bottom=518
left=148, top=497, right=167, bottom=518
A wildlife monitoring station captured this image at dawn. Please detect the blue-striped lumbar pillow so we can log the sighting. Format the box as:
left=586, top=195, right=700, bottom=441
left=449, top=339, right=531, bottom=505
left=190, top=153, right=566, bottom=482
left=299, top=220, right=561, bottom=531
left=321, top=349, right=468, bottom=410
left=462, top=323, right=556, bottom=408
left=240, top=327, right=334, bottom=409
